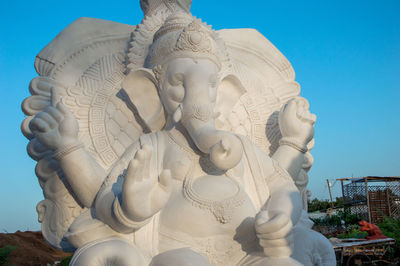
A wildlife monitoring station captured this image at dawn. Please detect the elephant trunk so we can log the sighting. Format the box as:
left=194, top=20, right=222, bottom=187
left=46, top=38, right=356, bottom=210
left=173, top=65, right=243, bottom=171
left=180, top=104, right=243, bottom=171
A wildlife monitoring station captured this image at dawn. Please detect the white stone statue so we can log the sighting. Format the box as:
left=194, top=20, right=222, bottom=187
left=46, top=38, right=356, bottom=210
left=22, top=1, right=335, bottom=265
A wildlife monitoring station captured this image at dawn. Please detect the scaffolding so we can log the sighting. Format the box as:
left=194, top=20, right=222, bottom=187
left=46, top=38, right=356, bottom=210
left=338, top=176, right=400, bottom=224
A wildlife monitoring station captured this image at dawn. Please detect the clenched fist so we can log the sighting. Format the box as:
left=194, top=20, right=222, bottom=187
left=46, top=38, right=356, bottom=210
left=255, top=210, right=293, bottom=258
left=279, top=97, right=316, bottom=146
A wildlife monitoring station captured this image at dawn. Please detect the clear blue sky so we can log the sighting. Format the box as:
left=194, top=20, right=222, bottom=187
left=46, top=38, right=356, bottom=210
left=0, top=0, right=399, bottom=232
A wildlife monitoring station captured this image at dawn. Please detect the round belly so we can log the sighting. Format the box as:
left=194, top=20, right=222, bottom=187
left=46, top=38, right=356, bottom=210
left=160, top=175, right=257, bottom=246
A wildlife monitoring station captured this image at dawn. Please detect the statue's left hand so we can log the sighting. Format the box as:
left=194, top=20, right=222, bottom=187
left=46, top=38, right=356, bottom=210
left=255, top=210, right=293, bottom=258
left=279, top=97, right=316, bottom=146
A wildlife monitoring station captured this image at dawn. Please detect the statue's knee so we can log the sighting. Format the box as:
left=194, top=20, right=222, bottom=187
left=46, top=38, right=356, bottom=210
left=150, top=248, right=212, bottom=266
left=70, top=237, right=146, bottom=266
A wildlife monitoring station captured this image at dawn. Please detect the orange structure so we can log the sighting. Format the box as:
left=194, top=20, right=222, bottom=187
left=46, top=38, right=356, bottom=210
left=359, top=221, right=386, bottom=240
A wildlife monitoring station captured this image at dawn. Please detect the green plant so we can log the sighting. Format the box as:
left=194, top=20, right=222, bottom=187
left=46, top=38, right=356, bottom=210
left=0, top=245, right=17, bottom=265
left=60, top=256, right=72, bottom=266
left=311, top=214, right=342, bottom=227
left=378, top=217, right=400, bottom=257
left=339, top=211, right=360, bottom=225
left=335, top=197, right=344, bottom=208
left=337, top=224, right=367, bottom=239
left=310, top=211, right=361, bottom=227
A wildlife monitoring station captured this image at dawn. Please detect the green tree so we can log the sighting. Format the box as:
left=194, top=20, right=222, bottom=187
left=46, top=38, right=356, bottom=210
left=0, top=245, right=17, bottom=265
left=308, top=198, right=331, bottom=212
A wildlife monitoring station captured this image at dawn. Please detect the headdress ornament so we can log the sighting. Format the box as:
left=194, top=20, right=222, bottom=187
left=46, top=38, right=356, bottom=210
left=127, top=1, right=192, bottom=72
left=145, top=13, right=227, bottom=69
left=140, top=0, right=192, bottom=15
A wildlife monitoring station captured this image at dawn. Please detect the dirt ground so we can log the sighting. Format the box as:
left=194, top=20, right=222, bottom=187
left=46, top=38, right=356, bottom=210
left=0, top=231, right=72, bottom=265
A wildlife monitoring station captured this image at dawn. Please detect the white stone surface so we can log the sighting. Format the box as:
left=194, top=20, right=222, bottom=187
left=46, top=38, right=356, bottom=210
left=22, top=0, right=335, bottom=265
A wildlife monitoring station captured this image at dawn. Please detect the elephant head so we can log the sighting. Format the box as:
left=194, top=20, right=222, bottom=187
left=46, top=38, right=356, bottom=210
left=122, top=13, right=245, bottom=170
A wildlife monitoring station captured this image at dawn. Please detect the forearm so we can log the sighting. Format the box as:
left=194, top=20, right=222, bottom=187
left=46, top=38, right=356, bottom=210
left=267, top=180, right=302, bottom=225
left=272, top=143, right=305, bottom=180
left=273, top=96, right=315, bottom=179
left=57, top=145, right=106, bottom=207
left=253, top=140, right=304, bottom=210
left=94, top=140, right=157, bottom=233
left=94, top=181, right=152, bottom=234
left=94, top=186, right=139, bottom=233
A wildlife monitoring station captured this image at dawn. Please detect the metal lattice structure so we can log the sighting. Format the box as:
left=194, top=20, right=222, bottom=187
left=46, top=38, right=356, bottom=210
left=338, top=176, right=400, bottom=224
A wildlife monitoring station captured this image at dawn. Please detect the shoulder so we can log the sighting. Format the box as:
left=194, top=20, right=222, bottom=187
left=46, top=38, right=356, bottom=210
left=237, top=135, right=275, bottom=177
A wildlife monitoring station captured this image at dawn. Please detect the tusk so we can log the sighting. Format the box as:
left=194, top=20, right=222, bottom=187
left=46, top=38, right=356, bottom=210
left=172, top=104, right=183, bottom=123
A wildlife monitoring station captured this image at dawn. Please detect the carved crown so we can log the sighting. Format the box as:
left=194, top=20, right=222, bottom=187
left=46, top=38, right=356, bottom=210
left=140, top=0, right=192, bottom=15
left=145, top=13, right=227, bottom=69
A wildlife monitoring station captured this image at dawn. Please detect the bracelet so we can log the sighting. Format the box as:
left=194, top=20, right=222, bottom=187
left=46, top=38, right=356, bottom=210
left=279, top=138, right=308, bottom=153
left=53, top=141, right=84, bottom=160
left=113, top=197, right=151, bottom=229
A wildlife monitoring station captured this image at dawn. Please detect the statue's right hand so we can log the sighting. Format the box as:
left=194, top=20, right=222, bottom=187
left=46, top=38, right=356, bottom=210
left=29, top=102, right=79, bottom=150
left=121, top=144, right=172, bottom=222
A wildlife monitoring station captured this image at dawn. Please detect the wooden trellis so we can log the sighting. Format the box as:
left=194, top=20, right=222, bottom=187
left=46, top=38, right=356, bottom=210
left=338, top=176, right=400, bottom=224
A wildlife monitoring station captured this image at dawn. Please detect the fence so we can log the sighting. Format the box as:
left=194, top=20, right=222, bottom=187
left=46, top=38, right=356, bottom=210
left=339, top=176, right=400, bottom=224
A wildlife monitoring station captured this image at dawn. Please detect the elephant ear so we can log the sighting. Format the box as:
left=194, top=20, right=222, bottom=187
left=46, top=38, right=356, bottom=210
left=122, top=69, right=166, bottom=132
left=215, top=74, right=246, bottom=128
left=217, top=28, right=301, bottom=154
